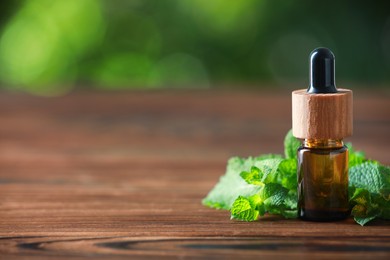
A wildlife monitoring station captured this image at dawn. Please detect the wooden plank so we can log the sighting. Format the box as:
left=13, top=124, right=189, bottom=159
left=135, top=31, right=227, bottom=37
left=0, top=89, right=389, bottom=258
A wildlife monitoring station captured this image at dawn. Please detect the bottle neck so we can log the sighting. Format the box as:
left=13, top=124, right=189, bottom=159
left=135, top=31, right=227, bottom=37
left=303, top=139, right=344, bottom=149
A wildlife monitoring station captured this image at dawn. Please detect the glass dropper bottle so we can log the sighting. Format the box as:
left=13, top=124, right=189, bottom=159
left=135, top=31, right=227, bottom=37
left=292, top=47, right=353, bottom=221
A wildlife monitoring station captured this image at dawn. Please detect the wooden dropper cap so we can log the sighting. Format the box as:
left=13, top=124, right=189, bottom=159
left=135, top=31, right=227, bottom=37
left=292, top=48, right=353, bottom=140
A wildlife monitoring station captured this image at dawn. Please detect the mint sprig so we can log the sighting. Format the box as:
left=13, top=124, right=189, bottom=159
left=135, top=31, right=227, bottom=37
left=349, top=162, right=390, bottom=225
left=203, top=129, right=390, bottom=226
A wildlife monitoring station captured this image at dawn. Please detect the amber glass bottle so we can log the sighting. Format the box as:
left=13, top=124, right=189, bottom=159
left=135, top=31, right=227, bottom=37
left=297, top=139, right=349, bottom=221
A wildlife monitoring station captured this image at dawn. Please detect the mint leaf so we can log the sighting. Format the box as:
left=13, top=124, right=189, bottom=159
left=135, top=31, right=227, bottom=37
left=379, top=200, right=390, bottom=219
left=231, top=195, right=260, bottom=221
left=354, top=216, right=378, bottom=226
left=254, top=158, right=284, bottom=184
left=346, top=143, right=367, bottom=167
left=349, top=162, right=390, bottom=196
left=231, top=183, right=297, bottom=221
left=231, top=159, right=298, bottom=221
left=256, top=154, right=283, bottom=160
left=262, top=184, right=287, bottom=212
left=260, top=183, right=288, bottom=204
left=240, top=166, right=263, bottom=186
left=276, top=158, right=297, bottom=190
left=240, top=158, right=285, bottom=185
left=284, top=191, right=298, bottom=209
left=203, top=156, right=285, bottom=209
left=284, top=129, right=301, bottom=159
left=349, top=163, right=390, bottom=225
left=261, top=183, right=297, bottom=218
left=350, top=188, right=371, bottom=208
left=202, top=157, right=264, bottom=209
left=282, top=192, right=298, bottom=218
left=349, top=188, right=381, bottom=226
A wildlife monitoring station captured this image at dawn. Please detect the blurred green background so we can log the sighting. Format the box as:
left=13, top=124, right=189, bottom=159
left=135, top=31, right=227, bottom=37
left=0, top=0, right=389, bottom=95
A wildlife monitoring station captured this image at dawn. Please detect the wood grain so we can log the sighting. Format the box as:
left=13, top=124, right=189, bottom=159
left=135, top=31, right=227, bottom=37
left=292, top=89, right=353, bottom=139
left=0, top=89, right=389, bottom=258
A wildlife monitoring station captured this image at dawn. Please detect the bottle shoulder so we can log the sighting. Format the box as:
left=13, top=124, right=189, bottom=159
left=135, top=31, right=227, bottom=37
left=298, top=145, right=348, bottom=155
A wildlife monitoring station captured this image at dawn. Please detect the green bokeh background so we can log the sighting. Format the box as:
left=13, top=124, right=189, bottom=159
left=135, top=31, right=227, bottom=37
left=0, top=0, right=389, bottom=95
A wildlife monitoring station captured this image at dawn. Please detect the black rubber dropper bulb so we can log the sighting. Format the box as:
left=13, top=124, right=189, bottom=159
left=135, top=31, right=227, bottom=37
left=307, top=47, right=338, bottom=94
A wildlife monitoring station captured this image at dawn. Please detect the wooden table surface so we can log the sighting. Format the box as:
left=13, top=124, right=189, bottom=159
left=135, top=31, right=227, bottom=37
left=0, top=89, right=389, bottom=259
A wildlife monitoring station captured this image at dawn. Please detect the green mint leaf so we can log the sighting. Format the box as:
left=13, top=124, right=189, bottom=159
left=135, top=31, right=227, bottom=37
left=348, top=153, right=390, bottom=225
left=276, top=158, right=298, bottom=191
left=240, top=166, right=263, bottom=186
left=371, top=193, right=390, bottom=220
left=256, top=154, right=283, bottom=160
left=346, top=143, right=367, bottom=167
left=253, top=158, right=284, bottom=184
left=351, top=204, right=368, bottom=217
left=349, top=188, right=373, bottom=215
left=260, top=183, right=288, bottom=203
left=283, top=191, right=298, bottom=210
left=231, top=183, right=295, bottom=221
left=261, top=183, right=297, bottom=218
left=380, top=188, right=390, bottom=201
left=202, top=156, right=280, bottom=209
left=379, top=203, right=390, bottom=219
left=284, top=129, right=301, bottom=159
left=349, top=162, right=390, bottom=196
left=279, top=209, right=298, bottom=219
left=349, top=188, right=381, bottom=225
left=231, top=195, right=260, bottom=221
left=350, top=188, right=371, bottom=207
left=354, top=216, right=378, bottom=226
